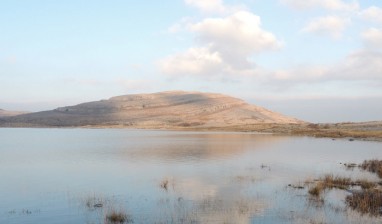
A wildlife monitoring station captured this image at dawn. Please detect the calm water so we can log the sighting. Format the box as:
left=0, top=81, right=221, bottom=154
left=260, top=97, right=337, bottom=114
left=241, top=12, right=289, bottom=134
left=1, top=128, right=382, bottom=224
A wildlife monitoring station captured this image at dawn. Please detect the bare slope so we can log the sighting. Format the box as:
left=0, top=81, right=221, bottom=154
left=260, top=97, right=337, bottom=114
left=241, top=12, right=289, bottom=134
left=0, top=109, right=29, bottom=117
left=0, top=91, right=302, bottom=127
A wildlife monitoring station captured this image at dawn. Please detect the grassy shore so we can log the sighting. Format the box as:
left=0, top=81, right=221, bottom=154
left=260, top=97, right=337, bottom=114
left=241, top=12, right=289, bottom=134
left=176, top=122, right=382, bottom=141
left=2, top=121, right=382, bottom=141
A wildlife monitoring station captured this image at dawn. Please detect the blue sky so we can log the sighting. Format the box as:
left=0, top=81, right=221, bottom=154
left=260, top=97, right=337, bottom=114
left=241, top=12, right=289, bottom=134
left=1, top=0, right=382, bottom=122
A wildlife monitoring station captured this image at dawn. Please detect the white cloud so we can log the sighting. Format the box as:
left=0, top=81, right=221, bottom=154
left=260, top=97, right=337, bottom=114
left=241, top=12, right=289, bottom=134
left=361, top=28, right=382, bottom=49
left=161, top=0, right=382, bottom=95
left=280, top=0, right=359, bottom=11
left=268, top=50, right=382, bottom=85
left=302, top=16, right=349, bottom=38
left=160, top=11, right=281, bottom=77
left=360, top=6, right=382, bottom=24
left=159, top=47, right=225, bottom=77
left=271, top=66, right=327, bottom=82
left=192, top=11, right=281, bottom=58
left=331, top=50, right=382, bottom=81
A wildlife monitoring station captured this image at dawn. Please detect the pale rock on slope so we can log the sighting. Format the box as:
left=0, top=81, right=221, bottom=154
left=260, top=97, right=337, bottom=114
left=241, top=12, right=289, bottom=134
left=0, top=91, right=303, bottom=127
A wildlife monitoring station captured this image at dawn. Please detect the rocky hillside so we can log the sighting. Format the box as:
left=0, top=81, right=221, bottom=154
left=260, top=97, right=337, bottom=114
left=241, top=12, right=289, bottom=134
left=0, top=109, right=28, bottom=117
left=0, top=91, right=302, bottom=128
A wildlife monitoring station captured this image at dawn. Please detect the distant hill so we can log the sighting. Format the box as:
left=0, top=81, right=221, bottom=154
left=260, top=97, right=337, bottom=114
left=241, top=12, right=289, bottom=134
left=0, top=109, right=29, bottom=117
left=0, top=91, right=303, bottom=128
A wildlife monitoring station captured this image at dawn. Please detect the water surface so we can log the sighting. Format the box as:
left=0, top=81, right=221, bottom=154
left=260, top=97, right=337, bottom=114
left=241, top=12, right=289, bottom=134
left=1, top=128, right=381, bottom=223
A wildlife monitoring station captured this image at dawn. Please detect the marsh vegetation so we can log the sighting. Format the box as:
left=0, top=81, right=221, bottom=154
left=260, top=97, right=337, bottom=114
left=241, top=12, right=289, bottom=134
left=304, top=160, right=382, bottom=217
left=105, top=210, right=132, bottom=224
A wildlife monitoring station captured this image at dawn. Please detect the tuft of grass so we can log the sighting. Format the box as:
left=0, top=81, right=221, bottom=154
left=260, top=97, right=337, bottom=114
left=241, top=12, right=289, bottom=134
left=322, top=175, right=351, bottom=190
left=306, top=170, right=382, bottom=216
left=346, top=190, right=382, bottom=216
left=160, top=179, right=169, bottom=191
left=105, top=210, right=132, bottom=223
left=307, top=175, right=377, bottom=197
left=308, top=184, right=324, bottom=197
left=355, top=179, right=377, bottom=190
left=360, top=160, right=382, bottom=178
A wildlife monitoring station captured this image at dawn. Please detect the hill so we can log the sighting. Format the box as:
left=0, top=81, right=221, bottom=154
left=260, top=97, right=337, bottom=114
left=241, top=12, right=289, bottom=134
left=0, top=109, right=28, bottom=117
left=0, top=91, right=302, bottom=128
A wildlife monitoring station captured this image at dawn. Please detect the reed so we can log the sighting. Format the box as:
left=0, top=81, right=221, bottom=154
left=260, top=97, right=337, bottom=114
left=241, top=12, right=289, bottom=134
left=346, top=190, right=382, bottom=216
left=360, top=160, right=382, bottom=178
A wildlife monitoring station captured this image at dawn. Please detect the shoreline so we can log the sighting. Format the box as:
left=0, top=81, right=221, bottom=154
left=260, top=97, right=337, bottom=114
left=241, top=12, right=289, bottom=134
left=2, top=122, right=382, bottom=142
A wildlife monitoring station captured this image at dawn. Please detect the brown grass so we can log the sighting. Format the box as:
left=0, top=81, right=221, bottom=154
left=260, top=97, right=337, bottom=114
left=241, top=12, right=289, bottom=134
left=360, top=160, right=382, bottom=178
left=292, top=128, right=382, bottom=139
left=286, top=123, right=382, bottom=141
left=322, top=175, right=351, bottom=190
left=308, top=175, right=351, bottom=197
left=355, top=179, right=377, bottom=190
left=171, top=122, right=382, bottom=141
left=307, top=175, right=377, bottom=197
left=308, top=184, right=324, bottom=197
left=160, top=179, right=169, bottom=191
left=306, top=168, right=382, bottom=216
left=346, top=190, right=382, bottom=216
left=305, top=160, right=382, bottom=216
left=105, top=210, right=132, bottom=223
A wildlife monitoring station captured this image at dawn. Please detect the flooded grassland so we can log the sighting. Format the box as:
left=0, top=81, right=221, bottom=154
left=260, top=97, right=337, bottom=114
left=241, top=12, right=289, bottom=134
left=1, top=128, right=382, bottom=223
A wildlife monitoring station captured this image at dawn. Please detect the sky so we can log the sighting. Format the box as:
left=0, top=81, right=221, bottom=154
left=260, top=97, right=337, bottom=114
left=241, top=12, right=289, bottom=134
left=1, top=0, right=382, bottom=123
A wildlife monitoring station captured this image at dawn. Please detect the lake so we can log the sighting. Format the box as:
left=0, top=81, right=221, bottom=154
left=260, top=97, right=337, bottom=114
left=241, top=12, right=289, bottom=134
left=1, top=128, right=382, bottom=224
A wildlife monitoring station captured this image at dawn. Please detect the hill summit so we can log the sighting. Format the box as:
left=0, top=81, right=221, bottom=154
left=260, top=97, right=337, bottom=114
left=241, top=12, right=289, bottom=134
left=0, top=91, right=302, bottom=128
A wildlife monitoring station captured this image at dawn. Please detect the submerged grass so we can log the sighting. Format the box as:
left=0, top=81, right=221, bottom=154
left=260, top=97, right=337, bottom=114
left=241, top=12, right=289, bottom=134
left=355, top=179, right=377, bottom=190
left=344, top=160, right=382, bottom=216
left=106, top=212, right=126, bottom=223
left=105, top=210, right=131, bottom=224
left=308, top=184, right=324, bottom=197
left=346, top=190, right=382, bottom=216
left=322, top=175, right=351, bottom=190
left=307, top=175, right=353, bottom=197
left=306, top=160, right=382, bottom=217
left=307, top=176, right=382, bottom=217
left=359, top=160, right=382, bottom=178
left=160, top=179, right=169, bottom=191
